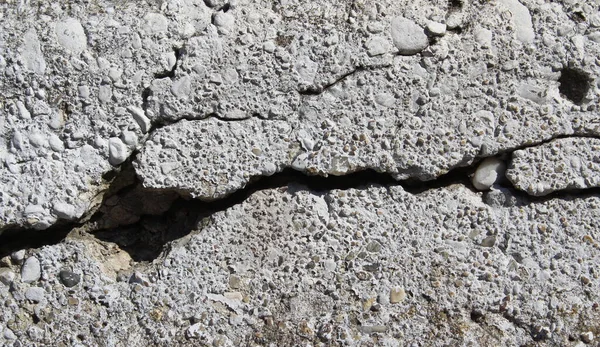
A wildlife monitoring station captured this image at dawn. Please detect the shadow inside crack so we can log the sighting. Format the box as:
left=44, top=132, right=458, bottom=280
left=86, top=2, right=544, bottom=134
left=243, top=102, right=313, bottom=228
left=89, top=164, right=481, bottom=262
left=6, top=147, right=597, bottom=262
left=0, top=159, right=477, bottom=262
left=89, top=167, right=400, bottom=262
left=0, top=223, right=74, bottom=259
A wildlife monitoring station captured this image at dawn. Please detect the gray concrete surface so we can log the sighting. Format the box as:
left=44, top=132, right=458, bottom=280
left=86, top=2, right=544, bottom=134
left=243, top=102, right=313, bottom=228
left=1, top=0, right=600, bottom=345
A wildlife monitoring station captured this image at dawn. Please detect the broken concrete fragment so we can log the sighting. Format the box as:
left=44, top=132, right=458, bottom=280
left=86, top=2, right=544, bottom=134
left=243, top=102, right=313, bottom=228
left=507, top=137, right=600, bottom=196
left=3, top=183, right=598, bottom=345
left=2, top=0, right=600, bottom=232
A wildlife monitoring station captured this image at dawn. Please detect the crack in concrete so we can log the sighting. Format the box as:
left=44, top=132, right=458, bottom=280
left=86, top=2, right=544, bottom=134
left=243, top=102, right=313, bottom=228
left=3, top=133, right=600, bottom=261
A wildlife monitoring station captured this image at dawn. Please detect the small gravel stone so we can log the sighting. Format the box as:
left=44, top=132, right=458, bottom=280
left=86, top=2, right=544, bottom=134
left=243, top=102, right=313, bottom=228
left=0, top=255, right=12, bottom=267
left=108, top=137, right=130, bottom=166
left=390, top=287, right=406, bottom=304
left=483, top=186, right=517, bottom=207
left=21, top=256, right=41, bottom=283
left=59, top=270, right=81, bottom=288
left=390, top=17, right=429, bottom=55
left=472, top=157, right=506, bottom=191
left=25, top=286, right=45, bottom=303
left=127, top=106, right=152, bottom=134
left=55, top=18, right=87, bottom=53
left=3, top=328, right=17, bottom=340
left=11, top=250, right=26, bottom=264
left=359, top=325, right=387, bottom=333
left=52, top=201, right=78, bottom=220
left=366, top=241, right=382, bottom=253
left=0, top=268, right=16, bottom=285
left=129, top=271, right=150, bottom=286
left=481, top=236, right=496, bottom=247
left=581, top=331, right=594, bottom=344
left=427, top=21, right=447, bottom=36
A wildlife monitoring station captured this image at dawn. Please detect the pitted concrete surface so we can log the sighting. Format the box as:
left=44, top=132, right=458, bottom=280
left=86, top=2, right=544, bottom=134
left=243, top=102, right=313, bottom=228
left=1, top=0, right=600, bottom=345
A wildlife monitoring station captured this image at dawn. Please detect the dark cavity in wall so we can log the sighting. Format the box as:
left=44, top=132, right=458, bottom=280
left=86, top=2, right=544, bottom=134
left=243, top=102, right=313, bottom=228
left=448, top=0, right=463, bottom=11
left=558, top=68, right=591, bottom=105
left=154, top=47, right=183, bottom=79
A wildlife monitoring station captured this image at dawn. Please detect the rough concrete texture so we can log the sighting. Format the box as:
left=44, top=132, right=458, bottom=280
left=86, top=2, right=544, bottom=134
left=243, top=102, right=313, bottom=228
left=2, top=0, right=600, bottom=229
left=1, top=185, right=600, bottom=346
left=507, top=137, right=600, bottom=196
left=1, top=0, right=600, bottom=345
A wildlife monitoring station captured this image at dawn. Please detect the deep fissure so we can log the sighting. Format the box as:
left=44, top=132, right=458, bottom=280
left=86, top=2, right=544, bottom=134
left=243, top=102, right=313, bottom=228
left=2, top=133, right=600, bottom=261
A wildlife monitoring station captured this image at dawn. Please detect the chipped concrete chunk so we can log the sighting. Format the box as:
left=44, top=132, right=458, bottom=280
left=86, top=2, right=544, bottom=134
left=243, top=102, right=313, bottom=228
left=507, top=138, right=600, bottom=196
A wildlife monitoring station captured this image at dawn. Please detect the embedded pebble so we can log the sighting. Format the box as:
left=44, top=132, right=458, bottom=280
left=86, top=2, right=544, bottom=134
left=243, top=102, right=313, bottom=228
left=472, top=157, right=506, bottom=191
left=498, top=0, right=535, bottom=43
left=55, top=18, right=88, bottom=53
left=581, top=331, right=594, bottom=344
left=0, top=268, right=15, bottom=285
left=427, top=21, right=446, bottom=36
left=52, top=202, right=78, bottom=220
left=25, top=287, right=45, bottom=303
left=390, top=287, right=406, bottom=304
left=21, top=257, right=41, bottom=283
left=21, top=29, right=46, bottom=74
left=108, top=137, right=130, bottom=166
left=11, top=250, right=26, bottom=264
left=390, top=17, right=429, bottom=55
left=59, top=270, right=81, bottom=287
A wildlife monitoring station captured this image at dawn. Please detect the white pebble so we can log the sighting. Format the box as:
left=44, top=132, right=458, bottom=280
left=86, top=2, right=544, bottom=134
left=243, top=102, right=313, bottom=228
left=365, top=36, right=391, bottom=56
left=474, top=27, right=493, bottom=48
left=48, top=133, right=65, bottom=152
left=16, top=101, right=31, bottom=120
left=55, top=18, right=87, bottom=53
left=21, top=29, right=46, bottom=74
left=121, top=130, right=138, bottom=147
left=427, top=21, right=446, bottom=36
left=127, top=106, right=152, bottom=133
left=472, top=157, right=506, bottom=191
left=11, top=250, right=25, bottom=263
left=108, top=137, right=130, bottom=166
left=53, top=201, right=77, bottom=220
left=98, top=85, right=112, bottom=103
left=25, top=287, right=45, bottom=303
left=390, top=17, right=429, bottom=55
left=78, top=85, right=90, bottom=99
left=21, top=257, right=41, bottom=283
left=0, top=268, right=15, bottom=285
left=213, top=12, right=235, bottom=30
left=171, top=76, right=192, bottom=99
left=498, top=0, right=535, bottom=43
left=263, top=41, right=276, bottom=53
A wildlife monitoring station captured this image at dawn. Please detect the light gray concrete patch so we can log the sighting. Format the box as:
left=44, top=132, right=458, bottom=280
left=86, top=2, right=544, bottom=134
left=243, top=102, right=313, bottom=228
left=507, top=137, right=600, bottom=196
